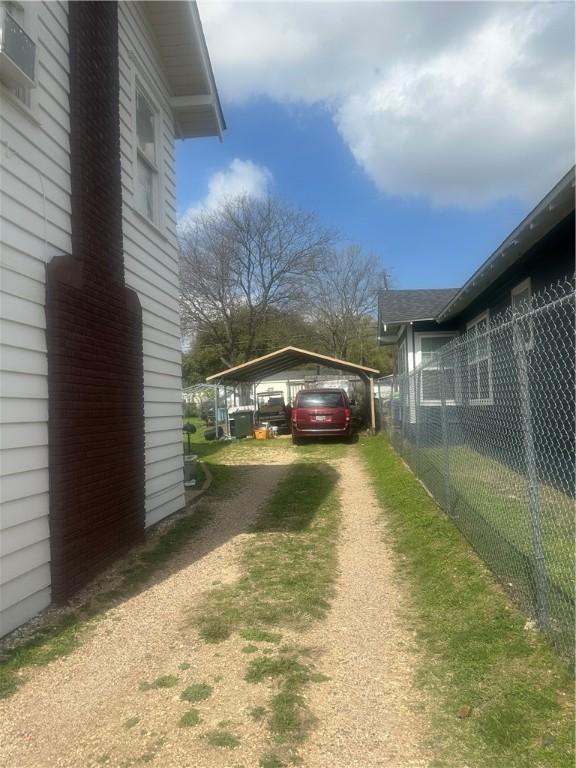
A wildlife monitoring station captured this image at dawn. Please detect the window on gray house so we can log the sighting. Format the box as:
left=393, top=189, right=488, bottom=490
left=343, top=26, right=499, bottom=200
left=467, top=312, right=492, bottom=404
left=418, top=335, right=456, bottom=403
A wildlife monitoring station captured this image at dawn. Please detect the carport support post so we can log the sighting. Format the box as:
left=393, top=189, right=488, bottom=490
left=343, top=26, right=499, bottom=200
left=369, top=376, right=376, bottom=434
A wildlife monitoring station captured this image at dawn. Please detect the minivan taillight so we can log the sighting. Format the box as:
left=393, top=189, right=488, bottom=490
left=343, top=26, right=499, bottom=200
left=291, top=408, right=298, bottom=422
left=344, top=408, right=351, bottom=421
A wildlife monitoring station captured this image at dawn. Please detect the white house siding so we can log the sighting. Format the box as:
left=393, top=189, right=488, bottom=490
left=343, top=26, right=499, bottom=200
left=117, top=3, right=184, bottom=528
left=0, top=1, right=71, bottom=636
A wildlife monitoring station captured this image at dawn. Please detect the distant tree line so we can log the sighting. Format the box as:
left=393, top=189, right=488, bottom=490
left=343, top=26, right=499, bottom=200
left=179, top=195, right=393, bottom=385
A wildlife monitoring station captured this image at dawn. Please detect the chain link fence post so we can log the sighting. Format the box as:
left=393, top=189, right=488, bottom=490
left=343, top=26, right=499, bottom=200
left=440, top=355, right=452, bottom=515
left=415, top=369, right=421, bottom=475
left=399, top=374, right=405, bottom=455
left=512, top=316, right=549, bottom=631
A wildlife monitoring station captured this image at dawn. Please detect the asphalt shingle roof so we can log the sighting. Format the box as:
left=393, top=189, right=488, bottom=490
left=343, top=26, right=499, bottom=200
left=378, top=288, right=458, bottom=325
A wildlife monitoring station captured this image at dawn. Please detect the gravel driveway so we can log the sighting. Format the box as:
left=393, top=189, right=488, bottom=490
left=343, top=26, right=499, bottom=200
left=0, top=445, right=430, bottom=768
left=299, top=451, right=431, bottom=767
left=0, top=454, right=294, bottom=768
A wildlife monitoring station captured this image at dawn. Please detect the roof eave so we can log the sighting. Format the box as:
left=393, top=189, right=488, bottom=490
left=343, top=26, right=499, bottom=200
left=380, top=316, right=435, bottom=325
left=436, top=167, right=575, bottom=322
left=145, top=1, right=225, bottom=141
left=184, top=1, right=225, bottom=138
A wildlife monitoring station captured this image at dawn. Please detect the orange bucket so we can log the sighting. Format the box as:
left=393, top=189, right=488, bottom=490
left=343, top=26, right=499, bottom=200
left=254, top=427, right=268, bottom=440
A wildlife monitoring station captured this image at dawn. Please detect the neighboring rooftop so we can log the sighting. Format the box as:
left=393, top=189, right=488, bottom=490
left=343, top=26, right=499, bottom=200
left=378, top=288, right=458, bottom=326
left=378, top=167, right=575, bottom=336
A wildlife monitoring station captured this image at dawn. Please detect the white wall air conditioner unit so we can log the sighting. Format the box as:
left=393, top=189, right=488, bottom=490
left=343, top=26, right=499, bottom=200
left=0, top=8, right=36, bottom=89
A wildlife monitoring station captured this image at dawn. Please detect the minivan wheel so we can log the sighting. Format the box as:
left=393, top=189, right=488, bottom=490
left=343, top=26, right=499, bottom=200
left=292, top=434, right=301, bottom=446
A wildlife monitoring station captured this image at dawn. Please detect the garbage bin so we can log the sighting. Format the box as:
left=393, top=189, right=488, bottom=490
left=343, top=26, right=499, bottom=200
left=232, top=410, right=254, bottom=439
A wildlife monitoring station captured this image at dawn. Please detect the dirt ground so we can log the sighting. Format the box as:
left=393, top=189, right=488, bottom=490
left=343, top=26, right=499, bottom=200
left=0, top=445, right=431, bottom=768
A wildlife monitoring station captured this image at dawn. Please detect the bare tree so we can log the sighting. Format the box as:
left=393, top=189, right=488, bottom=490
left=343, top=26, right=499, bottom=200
left=308, top=244, right=389, bottom=361
left=180, top=195, right=334, bottom=367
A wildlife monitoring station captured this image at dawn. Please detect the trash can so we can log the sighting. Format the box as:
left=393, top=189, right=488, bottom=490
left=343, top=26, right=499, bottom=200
left=204, top=426, right=224, bottom=441
left=232, top=410, right=254, bottom=439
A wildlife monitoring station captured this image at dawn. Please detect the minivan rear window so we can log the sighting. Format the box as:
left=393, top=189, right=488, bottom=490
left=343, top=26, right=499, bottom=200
left=297, top=392, right=343, bottom=408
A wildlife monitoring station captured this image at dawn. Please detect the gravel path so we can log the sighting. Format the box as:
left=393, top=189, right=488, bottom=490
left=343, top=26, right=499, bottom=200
left=0, top=454, right=293, bottom=768
left=300, top=451, right=431, bottom=768
left=0, top=445, right=432, bottom=768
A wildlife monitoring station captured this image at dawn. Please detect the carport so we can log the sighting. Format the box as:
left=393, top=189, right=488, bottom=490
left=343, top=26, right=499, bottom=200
left=206, top=346, right=380, bottom=431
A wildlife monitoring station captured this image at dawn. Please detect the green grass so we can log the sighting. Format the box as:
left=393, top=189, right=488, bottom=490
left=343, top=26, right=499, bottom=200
left=360, top=434, right=575, bottom=768
left=242, top=644, right=259, bottom=653
left=245, top=651, right=316, bottom=744
left=180, top=683, right=213, bottom=702
left=124, top=717, right=140, bottom=729
left=240, top=628, right=282, bottom=644
left=0, top=504, right=214, bottom=700
left=259, top=753, right=285, bottom=768
left=415, top=444, right=574, bottom=595
left=0, top=612, right=87, bottom=698
left=139, top=675, right=179, bottom=691
left=191, top=455, right=342, bottom=759
left=178, top=708, right=201, bottom=728
left=193, top=461, right=340, bottom=641
left=205, top=729, right=241, bottom=748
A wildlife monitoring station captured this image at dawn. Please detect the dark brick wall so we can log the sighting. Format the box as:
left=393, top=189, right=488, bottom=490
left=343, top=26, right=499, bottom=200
left=46, top=1, right=145, bottom=602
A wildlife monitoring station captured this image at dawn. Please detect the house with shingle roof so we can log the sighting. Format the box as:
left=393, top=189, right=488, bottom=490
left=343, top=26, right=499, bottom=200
left=378, top=168, right=574, bottom=396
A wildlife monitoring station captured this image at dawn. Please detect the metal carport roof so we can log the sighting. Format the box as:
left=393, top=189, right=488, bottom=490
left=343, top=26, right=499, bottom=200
left=206, top=346, right=380, bottom=383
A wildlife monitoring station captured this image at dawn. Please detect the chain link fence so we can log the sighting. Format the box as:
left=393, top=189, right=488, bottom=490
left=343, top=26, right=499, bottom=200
left=378, top=278, right=575, bottom=661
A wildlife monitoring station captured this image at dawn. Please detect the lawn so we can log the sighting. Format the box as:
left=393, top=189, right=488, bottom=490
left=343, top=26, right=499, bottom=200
left=396, top=439, right=574, bottom=658
left=184, top=415, right=349, bottom=467
left=412, top=443, right=573, bottom=588
left=360, top=434, right=575, bottom=768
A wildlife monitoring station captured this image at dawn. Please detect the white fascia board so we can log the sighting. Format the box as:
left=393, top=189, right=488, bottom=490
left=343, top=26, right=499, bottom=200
left=170, top=94, right=214, bottom=110
left=185, top=1, right=225, bottom=139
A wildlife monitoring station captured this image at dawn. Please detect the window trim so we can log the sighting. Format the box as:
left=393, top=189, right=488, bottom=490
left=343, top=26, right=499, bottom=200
left=511, top=277, right=533, bottom=350
left=133, top=80, right=162, bottom=226
left=0, top=1, right=38, bottom=113
left=466, top=310, right=493, bottom=405
left=397, top=336, right=407, bottom=376
left=414, top=331, right=459, bottom=406
left=511, top=277, right=531, bottom=305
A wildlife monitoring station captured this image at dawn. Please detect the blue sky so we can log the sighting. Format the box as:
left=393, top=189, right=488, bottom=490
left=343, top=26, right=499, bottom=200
left=177, top=99, right=529, bottom=289
left=176, top=2, right=574, bottom=291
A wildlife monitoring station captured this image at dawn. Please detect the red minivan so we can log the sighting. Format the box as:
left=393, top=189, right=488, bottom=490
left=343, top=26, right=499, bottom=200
left=291, top=388, right=353, bottom=444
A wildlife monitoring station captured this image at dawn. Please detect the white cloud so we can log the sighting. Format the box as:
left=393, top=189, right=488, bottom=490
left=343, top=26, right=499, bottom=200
left=199, top=2, right=574, bottom=207
left=179, top=158, right=273, bottom=226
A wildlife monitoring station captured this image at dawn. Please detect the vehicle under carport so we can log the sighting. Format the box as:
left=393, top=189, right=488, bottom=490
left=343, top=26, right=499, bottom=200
left=206, top=346, right=380, bottom=433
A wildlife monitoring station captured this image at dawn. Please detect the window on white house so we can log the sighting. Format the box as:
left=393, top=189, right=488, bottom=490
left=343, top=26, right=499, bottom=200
left=135, top=87, right=158, bottom=222
left=415, top=334, right=457, bottom=404
left=467, top=311, right=492, bottom=404
left=0, top=1, right=35, bottom=105
left=511, top=277, right=533, bottom=349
